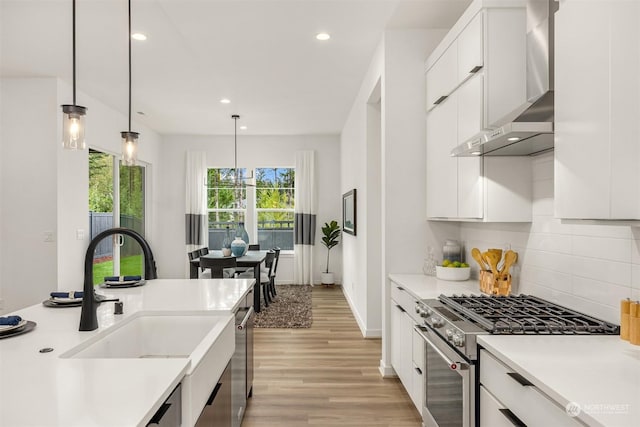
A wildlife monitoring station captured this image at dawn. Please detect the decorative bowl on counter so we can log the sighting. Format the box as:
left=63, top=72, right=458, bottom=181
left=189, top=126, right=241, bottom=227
left=436, top=266, right=471, bottom=281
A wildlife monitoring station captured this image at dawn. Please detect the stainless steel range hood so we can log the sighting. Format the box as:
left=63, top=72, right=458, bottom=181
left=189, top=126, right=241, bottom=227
left=452, top=0, right=557, bottom=157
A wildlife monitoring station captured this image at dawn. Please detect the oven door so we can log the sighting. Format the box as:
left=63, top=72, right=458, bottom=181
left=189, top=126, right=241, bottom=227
left=415, top=325, right=475, bottom=427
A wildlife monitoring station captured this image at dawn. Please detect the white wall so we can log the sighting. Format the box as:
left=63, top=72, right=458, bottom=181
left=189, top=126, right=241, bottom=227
left=1, top=78, right=59, bottom=313
left=156, top=134, right=341, bottom=283
left=0, top=77, right=161, bottom=314
left=461, top=152, right=640, bottom=324
left=340, top=29, right=460, bottom=347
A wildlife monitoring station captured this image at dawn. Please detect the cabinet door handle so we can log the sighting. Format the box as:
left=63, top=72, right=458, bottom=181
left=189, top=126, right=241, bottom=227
left=147, top=403, right=171, bottom=426
left=506, top=372, right=534, bottom=387
left=395, top=304, right=406, bottom=313
left=469, top=65, right=483, bottom=73
left=498, top=408, right=527, bottom=427
left=414, top=366, right=422, bottom=375
left=206, top=382, right=223, bottom=406
left=433, top=95, right=448, bottom=105
left=238, top=306, right=254, bottom=330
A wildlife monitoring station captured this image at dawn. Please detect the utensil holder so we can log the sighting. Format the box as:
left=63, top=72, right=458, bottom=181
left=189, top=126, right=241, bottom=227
left=479, top=270, right=511, bottom=296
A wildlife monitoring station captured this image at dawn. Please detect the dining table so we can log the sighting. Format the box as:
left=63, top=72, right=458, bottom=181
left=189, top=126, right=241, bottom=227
left=190, top=250, right=268, bottom=313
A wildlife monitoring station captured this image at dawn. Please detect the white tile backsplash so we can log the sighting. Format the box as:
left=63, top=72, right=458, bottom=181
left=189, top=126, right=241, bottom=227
left=461, top=151, right=636, bottom=324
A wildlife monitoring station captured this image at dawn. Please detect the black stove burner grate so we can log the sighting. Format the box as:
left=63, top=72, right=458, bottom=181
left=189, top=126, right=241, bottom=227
left=439, top=294, right=620, bottom=335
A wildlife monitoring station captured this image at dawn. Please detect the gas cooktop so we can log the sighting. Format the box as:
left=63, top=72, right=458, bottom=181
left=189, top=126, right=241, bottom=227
left=439, top=294, right=620, bottom=335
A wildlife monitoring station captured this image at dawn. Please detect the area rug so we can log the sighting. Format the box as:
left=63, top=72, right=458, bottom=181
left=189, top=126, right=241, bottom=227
left=254, top=285, right=312, bottom=328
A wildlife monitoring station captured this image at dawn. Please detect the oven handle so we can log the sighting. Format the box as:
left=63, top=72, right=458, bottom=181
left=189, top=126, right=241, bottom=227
left=415, top=325, right=468, bottom=371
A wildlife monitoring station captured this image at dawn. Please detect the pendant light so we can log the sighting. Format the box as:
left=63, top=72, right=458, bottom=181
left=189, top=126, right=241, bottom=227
left=231, top=115, right=255, bottom=188
left=61, top=0, right=87, bottom=150
left=121, top=0, right=139, bottom=166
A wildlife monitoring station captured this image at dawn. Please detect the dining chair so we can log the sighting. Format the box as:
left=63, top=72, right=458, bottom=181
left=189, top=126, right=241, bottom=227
left=248, top=244, right=260, bottom=251
left=198, top=247, right=209, bottom=272
left=199, top=256, right=237, bottom=279
left=238, top=250, right=275, bottom=308
left=268, top=247, right=281, bottom=298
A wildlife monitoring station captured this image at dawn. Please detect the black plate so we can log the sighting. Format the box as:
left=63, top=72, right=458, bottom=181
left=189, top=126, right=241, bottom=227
left=42, top=295, right=119, bottom=308
left=0, top=321, right=36, bottom=340
left=99, top=279, right=146, bottom=289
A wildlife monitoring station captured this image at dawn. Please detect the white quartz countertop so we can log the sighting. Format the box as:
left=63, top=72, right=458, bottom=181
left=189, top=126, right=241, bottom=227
left=478, top=335, right=640, bottom=427
left=0, top=278, right=254, bottom=427
left=388, top=273, right=480, bottom=300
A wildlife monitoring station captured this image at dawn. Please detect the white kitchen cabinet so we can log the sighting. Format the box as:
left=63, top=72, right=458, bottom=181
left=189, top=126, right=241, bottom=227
left=425, top=1, right=531, bottom=222
left=426, top=95, right=458, bottom=218
left=426, top=40, right=458, bottom=111
left=457, top=12, right=483, bottom=84
left=479, top=349, right=583, bottom=427
left=389, top=280, right=424, bottom=414
left=479, top=386, right=515, bottom=427
left=555, top=0, right=640, bottom=220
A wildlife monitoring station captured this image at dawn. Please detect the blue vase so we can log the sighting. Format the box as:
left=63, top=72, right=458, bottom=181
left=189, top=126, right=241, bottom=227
left=222, top=226, right=232, bottom=249
left=231, top=236, right=247, bottom=257
left=235, top=222, right=250, bottom=244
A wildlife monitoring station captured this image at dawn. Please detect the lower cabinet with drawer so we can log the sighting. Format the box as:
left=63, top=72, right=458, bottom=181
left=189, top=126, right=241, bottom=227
left=389, top=280, right=424, bottom=414
left=479, top=349, right=582, bottom=427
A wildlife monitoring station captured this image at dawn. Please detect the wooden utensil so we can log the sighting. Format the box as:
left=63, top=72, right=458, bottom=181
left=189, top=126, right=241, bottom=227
left=483, top=251, right=501, bottom=278
left=499, top=250, right=518, bottom=278
left=471, top=248, right=488, bottom=270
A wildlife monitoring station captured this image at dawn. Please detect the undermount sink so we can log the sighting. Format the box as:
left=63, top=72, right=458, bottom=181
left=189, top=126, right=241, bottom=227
left=61, top=311, right=236, bottom=426
left=62, top=311, right=231, bottom=361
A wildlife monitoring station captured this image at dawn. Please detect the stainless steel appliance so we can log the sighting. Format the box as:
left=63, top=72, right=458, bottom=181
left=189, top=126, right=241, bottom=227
left=232, top=288, right=254, bottom=427
left=414, top=294, right=619, bottom=427
left=147, top=384, right=182, bottom=427
left=195, top=364, right=231, bottom=427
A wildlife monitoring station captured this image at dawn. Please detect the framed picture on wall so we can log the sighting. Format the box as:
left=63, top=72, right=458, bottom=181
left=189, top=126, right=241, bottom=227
left=342, top=189, right=357, bottom=236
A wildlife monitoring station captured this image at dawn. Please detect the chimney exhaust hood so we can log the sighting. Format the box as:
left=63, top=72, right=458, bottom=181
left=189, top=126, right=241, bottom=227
left=452, top=0, right=557, bottom=157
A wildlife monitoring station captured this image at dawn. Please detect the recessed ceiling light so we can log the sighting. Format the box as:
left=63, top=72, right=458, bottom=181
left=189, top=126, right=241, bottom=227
left=136, top=111, right=145, bottom=115
left=507, top=137, right=520, bottom=142
left=220, top=98, right=231, bottom=104
left=316, top=33, right=331, bottom=41
left=131, top=33, right=147, bottom=41
left=470, top=151, right=481, bottom=156
left=240, top=125, right=247, bottom=130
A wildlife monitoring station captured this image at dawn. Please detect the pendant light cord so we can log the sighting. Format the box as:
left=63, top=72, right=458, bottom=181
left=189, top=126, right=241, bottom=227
left=127, top=0, right=132, bottom=131
left=72, top=0, right=77, bottom=105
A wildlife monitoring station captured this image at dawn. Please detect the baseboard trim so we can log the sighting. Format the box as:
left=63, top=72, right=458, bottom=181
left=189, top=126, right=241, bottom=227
left=340, top=286, right=381, bottom=338
left=379, top=360, right=397, bottom=378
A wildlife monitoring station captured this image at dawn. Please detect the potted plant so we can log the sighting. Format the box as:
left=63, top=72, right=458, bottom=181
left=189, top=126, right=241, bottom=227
left=321, top=220, right=340, bottom=285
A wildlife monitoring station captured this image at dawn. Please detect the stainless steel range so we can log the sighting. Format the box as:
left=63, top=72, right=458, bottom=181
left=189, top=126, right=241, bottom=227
left=414, top=294, right=619, bottom=427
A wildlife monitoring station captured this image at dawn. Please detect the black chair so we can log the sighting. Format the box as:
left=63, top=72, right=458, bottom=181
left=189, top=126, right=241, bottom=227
left=200, top=256, right=237, bottom=279
left=269, top=247, right=281, bottom=298
left=248, top=244, right=260, bottom=251
left=198, top=247, right=209, bottom=272
left=238, top=250, right=276, bottom=308
left=188, top=250, right=201, bottom=278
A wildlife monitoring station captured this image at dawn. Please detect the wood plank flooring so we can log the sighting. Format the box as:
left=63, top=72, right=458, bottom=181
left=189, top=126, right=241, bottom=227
left=242, top=285, right=422, bottom=427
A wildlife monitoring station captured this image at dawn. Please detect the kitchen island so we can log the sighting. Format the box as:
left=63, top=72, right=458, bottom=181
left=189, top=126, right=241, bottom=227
left=0, top=278, right=254, bottom=427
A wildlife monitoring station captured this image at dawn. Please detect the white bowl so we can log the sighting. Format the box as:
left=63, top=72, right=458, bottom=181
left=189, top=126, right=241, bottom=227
left=436, top=266, right=471, bottom=281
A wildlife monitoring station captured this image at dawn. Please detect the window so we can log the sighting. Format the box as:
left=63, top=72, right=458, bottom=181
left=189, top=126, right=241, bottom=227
left=206, top=167, right=295, bottom=251
left=256, top=168, right=295, bottom=250
left=89, top=149, right=146, bottom=284
left=207, top=168, right=247, bottom=250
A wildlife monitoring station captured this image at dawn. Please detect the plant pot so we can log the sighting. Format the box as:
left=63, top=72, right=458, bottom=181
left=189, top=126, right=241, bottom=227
left=321, top=272, right=335, bottom=285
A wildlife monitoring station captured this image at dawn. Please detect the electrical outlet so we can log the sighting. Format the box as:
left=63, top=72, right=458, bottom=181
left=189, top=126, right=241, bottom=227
left=43, top=231, right=55, bottom=242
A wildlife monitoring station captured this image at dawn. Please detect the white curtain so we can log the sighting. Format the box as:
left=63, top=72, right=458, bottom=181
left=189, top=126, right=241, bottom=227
left=185, top=151, right=208, bottom=276
left=294, top=151, right=317, bottom=285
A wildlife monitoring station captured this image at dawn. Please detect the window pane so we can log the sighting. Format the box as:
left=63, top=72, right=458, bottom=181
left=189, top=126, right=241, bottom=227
left=207, top=168, right=248, bottom=250
left=207, top=212, right=246, bottom=250
left=257, top=211, right=294, bottom=250
left=256, top=188, right=294, bottom=209
left=255, top=167, right=295, bottom=189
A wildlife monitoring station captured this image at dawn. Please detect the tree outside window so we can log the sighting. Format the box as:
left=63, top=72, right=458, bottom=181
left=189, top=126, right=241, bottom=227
left=207, top=168, right=247, bottom=249
left=256, top=168, right=295, bottom=250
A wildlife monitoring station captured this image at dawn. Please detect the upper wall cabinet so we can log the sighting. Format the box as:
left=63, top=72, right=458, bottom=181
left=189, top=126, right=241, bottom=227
left=425, top=0, right=531, bottom=222
left=554, top=0, right=640, bottom=220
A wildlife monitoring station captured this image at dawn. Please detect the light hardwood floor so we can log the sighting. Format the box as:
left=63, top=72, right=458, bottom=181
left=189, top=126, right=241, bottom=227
left=242, top=285, right=422, bottom=427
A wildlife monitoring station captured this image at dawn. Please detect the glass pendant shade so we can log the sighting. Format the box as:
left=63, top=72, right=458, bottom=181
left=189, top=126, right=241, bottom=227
left=61, top=104, right=87, bottom=150
left=121, top=131, right=139, bottom=166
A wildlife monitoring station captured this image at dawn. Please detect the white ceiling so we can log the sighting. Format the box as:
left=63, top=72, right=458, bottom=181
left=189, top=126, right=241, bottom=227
left=0, top=0, right=470, bottom=136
